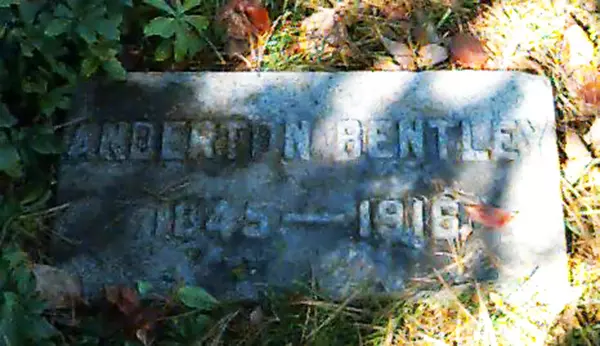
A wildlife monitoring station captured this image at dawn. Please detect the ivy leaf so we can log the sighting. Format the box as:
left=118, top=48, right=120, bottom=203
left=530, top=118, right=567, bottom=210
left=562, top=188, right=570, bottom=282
left=142, top=0, right=175, bottom=15
left=93, top=18, right=120, bottom=40
left=0, top=0, right=19, bottom=8
left=44, top=18, right=70, bottom=36
left=18, top=1, right=43, bottom=25
left=40, top=88, right=71, bottom=116
left=76, top=24, right=97, bottom=44
left=30, top=126, right=64, bottom=154
left=103, top=58, right=127, bottom=81
left=144, top=17, right=175, bottom=38
left=0, top=143, right=22, bottom=178
left=155, top=40, right=172, bottom=61
left=53, top=4, right=72, bottom=18
left=0, top=292, right=24, bottom=346
left=81, top=57, right=100, bottom=78
left=136, top=280, right=153, bottom=297
left=182, top=0, right=202, bottom=12
left=185, top=15, right=208, bottom=34
left=0, top=103, right=17, bottom=128
left=176, top=286, right=218, bottom=310
left=173, top=23, right=201, bottom=62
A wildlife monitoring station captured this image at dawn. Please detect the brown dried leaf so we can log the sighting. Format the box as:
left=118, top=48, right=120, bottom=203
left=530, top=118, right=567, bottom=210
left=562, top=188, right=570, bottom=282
left=217, top=0, right=271, bottom=41
left=449, top=33, right=488, bottom=69
left=301, top=7, right=348, bottom=50
left=579, top=72, right=600, bottom=106
left=417, top=43, right=448, bottom=67
left=464, top=204, right=517, bottom=229
left=380, top=36, right=415, bottom=69
left=33, top=264, right=83, bottom=309
left=105, top=285, right=140, bottom=317
left=373, top=57, right=402, bottom=71
left=382, top=3, right=409, bottom=21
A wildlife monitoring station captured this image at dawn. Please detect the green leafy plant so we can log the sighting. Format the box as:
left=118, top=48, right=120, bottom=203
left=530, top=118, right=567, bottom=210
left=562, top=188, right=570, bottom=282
left=161, top=286, right=218, bottom=343
left=0, top=248, right=58, bottom=345
left=142, top=0, right=209, bottom=62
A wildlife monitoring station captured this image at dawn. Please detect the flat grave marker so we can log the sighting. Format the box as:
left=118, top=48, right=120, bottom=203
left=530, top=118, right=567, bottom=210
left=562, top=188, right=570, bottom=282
left=53, top=72, right=569, bottom=308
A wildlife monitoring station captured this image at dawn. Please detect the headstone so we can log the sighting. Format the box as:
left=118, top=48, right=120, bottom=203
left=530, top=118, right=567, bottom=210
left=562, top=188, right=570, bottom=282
left=53, top=72, right=570, bottom=307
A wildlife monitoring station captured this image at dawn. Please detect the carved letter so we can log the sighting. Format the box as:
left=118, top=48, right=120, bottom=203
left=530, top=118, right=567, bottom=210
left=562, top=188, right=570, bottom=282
left=189, top=121, right=216, bottom=159
left=367, top=119, right=395, bottom=158
left=227, top=121, right=248, bottom=160
left=359, top=200, right=371, bottom=238
left=284, top=121, right=311, bottom=160
left=66, top=123, right=100, bottom=159
left=429, top=120, right=451, bottom=160
left=399, top=119, right=424, bottom=159
left=431, top=195, right=460, bottom=240
left=461, top=119, right=489, bottom=161
left=162, top=121, right=189, bottom=160
left=337, top=119, right=362, bottom=160
left=155, top=203, right=173, bottom=236
left=173, top=200, right=204, bottom=239
left=99, top=122, right=131, bottom=161
left=411, top=197, right=425, bottom=239
left=130, top=122, right=156, bottom=160
left=375, top=199, right=404, bottom=240
left=493, top=119, right=519, bottom=160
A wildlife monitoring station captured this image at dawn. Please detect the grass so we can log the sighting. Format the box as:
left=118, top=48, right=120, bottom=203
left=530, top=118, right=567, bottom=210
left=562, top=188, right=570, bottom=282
left=3, top=0, right=600, bottom=344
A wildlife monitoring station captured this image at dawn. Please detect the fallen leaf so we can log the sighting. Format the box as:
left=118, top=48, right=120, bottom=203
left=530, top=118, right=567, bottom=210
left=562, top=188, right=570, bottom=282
left=249, top=306, right=263, bottom=325
left=242, top=1, right=271, bottom=35
left=464, top=204, right=516, bottom=229
left=105, top=285, right=140, bottom=316
left=380, top=36, right=415, bottom=69
left=381, top=36, right=415, bottom=70
left=562, top=24, right=594, bottom=72
left=417, top=43, right=448, bottom=67
left=33, top=264, right=83, bottom=309
left=217, top=0, right=271, bottom=51
left=382, top=3, right=409, bottom=21
left=373, top=56, right=402, bottom=71
left=449, top=33, right=488, bottom=69
left=579, top=71, right=600, bottom=106
left=300, top=7, right=348, bottom=53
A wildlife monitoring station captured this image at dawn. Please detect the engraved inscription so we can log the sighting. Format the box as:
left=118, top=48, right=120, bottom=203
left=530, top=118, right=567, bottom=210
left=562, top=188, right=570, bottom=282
left=65, top=119, right=540, bottom=162
left=148, top=192, right=474, bottom=246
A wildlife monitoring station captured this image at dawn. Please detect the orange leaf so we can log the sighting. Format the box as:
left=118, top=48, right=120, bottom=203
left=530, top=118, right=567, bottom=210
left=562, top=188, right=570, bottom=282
left=464, top=204, right=516, bottom=229
left=105, top=285, right=141, bottom=317
left=449, top=33, right=488, bottom=69
left=245, top=6, right=270, bottom=34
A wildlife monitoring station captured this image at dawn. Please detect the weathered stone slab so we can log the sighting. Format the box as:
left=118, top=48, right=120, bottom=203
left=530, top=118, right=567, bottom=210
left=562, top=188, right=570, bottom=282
left=52, top=72, right=569, bottom=305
